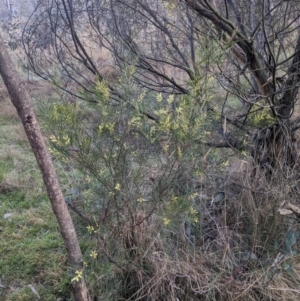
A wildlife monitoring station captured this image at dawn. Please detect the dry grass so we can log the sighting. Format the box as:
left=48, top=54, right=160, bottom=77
left=86, top=157, right=300, bottom=301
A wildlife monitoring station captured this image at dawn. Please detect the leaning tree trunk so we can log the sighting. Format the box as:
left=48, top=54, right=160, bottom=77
left=0, top=34, right=90, bottom=301
left=251, top=122, right=298, bottom=178
left=252, top=33, right=300, bottom=176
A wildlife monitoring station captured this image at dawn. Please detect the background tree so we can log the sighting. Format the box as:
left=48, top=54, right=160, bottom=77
left=184, top=0, right=300, bottom=176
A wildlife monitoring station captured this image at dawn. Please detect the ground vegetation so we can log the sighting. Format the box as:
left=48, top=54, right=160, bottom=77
left=2, top=0, right=300, bottom=300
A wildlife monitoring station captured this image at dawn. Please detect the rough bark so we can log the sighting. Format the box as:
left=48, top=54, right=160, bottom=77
left=0, top=33, right=90, bottom=301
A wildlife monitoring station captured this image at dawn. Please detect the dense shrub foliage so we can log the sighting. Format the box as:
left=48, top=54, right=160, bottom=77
left=38, top=73, right=300, bottom=300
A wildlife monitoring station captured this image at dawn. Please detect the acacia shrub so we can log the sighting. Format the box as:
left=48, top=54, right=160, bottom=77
left=38, top=76, right=300, bottom=300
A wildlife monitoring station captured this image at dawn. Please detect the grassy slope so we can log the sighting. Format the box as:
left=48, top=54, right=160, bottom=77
left=0, top=85, right=71, bottom=301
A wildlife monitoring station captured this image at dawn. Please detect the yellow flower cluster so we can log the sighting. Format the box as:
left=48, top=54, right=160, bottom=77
left=98, top=122, right=115, bottom=134
left=95, top=80, right=110, bottom=100
left=189, top=207, right=199, bottom=223
left=87, top=225, right=99, bottom=234
left=163, top=217, right=170, bottom=226
left=50, top=103, right=75, bottom=124
left=71, top=270, right=83, bottom=282
left=49, top=134, right=70, bottom=146
left=90, top=250, right=98, bottom=259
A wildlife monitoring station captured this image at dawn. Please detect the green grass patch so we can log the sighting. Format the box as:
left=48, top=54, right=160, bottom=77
left=0, top=98, right=72, bottom=301
left=0, top=189, right=71, bottom=301
left=0, top=159, right=13, bottom=184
